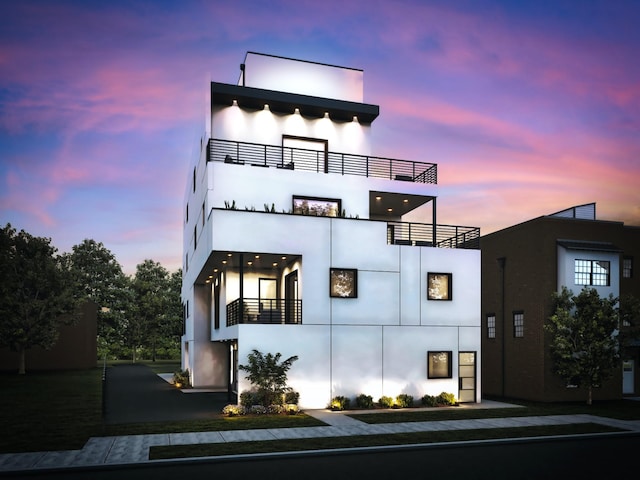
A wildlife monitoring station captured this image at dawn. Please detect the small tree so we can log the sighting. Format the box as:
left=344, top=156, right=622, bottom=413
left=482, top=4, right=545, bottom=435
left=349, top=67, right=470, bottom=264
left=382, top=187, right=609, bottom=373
left=545, top=286, right=620, bottom=405
left=238, top=349, right=298, bottom=406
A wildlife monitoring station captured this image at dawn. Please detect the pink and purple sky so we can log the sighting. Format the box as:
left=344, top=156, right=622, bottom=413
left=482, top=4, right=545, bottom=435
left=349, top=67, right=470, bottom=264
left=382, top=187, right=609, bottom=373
left=2, top=0, right=639, bottom=274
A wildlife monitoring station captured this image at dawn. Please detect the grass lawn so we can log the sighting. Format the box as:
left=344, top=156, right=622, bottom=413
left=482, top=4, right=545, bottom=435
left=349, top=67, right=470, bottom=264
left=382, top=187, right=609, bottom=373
left=1, top=366, right=639, bottom=456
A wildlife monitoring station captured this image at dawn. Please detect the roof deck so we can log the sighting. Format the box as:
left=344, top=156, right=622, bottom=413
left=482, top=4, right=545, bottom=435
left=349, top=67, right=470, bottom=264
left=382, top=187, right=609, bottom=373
left=208, top=138, right=437, bottom=184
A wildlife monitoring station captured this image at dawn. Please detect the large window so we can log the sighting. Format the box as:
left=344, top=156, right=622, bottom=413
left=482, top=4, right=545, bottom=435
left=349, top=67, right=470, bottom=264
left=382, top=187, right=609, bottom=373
left=487, top=314, right=496, bottom=339
left=513, top=311, right=524, bottom=338
left=293, top=196, right=341, bottom=217
left=427, top=351, right=452, bottom=379
left=575, top=259, right=610, bottom=286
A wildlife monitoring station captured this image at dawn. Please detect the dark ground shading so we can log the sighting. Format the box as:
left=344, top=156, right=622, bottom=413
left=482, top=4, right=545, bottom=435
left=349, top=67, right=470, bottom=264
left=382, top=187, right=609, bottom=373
left=104, top=364, right=236, bottom=424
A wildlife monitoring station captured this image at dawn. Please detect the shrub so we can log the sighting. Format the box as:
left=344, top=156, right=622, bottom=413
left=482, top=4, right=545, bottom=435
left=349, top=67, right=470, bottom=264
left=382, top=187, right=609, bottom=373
left=330, top=395, right=351, bottom=411
left=240, top=390, right=267, bottom=408
left=421, top=394, right=438, bottom=407
left=421, top=392, right=457, bottom=407
left=437, top=391, right=457, bottom=406
left=172, top=369, right=191, bottom=388
left=396, top=394, right=414, bottom=408
left=284, top=391, right=300, bottom=405
left=238, top=349, right=299, bottom=407
left=284, top=404, right=300, bottom=415
left=355, top=394, right=374, bottom=409
left=222, top=404, right=246, bottom=416
left=378, top=396, right=394, bottom=408
left=249, top=405, right=267, bottom=415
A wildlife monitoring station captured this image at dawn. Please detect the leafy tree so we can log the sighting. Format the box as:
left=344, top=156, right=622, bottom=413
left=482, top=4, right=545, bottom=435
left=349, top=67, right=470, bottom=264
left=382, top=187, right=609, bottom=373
left=131, top=260, right=181, bottom=361
left=545, top=286, right=620, bottom=405
left=0, top=224, right=80, bottom=374
left=619, top=294, right=640, bottom=358
left=60, top=239, right=130, bottom=360
left=238, top=349, right=298, bottom=406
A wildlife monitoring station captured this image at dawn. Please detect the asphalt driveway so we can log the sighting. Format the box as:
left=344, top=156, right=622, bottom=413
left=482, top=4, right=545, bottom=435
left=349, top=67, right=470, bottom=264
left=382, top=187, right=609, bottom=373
left=103, top=364, right=236, bottom=424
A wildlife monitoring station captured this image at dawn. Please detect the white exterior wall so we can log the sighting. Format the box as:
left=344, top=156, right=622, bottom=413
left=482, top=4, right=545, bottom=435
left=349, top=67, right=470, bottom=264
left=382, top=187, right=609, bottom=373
left=182, top=54, right=481, bottom=407
left=211, top=105, right=371, bottom=156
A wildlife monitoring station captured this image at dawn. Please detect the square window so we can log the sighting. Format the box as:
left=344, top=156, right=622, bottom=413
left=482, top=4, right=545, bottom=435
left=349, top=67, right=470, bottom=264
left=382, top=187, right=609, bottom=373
left=427, top=273, right=452, bottom=300
left=427, top=351, right=452, bottom=378
left=330, top=268, right=357, bottom=298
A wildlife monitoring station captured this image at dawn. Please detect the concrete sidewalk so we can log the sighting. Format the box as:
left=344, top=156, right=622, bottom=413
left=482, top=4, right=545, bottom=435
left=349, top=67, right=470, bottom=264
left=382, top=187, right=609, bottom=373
left=2, top=402, right=640, bottom=474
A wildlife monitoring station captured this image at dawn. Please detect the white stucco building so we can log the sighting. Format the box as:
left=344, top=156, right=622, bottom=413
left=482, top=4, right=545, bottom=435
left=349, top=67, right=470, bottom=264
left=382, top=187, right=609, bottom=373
left=182, top=52, right=481, bottom=409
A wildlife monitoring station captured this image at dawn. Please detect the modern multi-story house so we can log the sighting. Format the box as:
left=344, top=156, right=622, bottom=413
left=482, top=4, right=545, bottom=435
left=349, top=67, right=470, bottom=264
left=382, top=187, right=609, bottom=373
left=181, top=52, right=481, bottom=409
left=481, top=203, right=640, bottom=402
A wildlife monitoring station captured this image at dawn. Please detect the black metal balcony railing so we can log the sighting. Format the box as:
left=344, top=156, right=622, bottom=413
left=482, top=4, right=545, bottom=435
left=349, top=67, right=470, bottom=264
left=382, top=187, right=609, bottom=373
left=387, top=221, right=480, bottom=249
left=227, top=298, right=302, bottom=327
left=208, top=138, right=437, bottom=184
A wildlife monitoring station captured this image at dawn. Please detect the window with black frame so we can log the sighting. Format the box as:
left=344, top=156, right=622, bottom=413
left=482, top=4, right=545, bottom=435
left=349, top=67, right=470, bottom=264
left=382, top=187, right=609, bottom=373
left=427, top=351, right=452, bottom=378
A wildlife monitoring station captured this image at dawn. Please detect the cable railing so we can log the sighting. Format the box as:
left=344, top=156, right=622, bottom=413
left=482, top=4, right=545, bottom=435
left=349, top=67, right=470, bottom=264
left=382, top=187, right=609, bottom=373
left=227, top=298, right=302, bottom=326
left=208, top=138, right=437, bottom=184
left=387, top=221, right=480, bottom=249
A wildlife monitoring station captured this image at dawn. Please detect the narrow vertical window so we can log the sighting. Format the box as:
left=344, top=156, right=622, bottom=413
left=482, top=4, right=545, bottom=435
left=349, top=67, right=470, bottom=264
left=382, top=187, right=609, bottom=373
left=623, top=257, right=633, bottom=279
left=192, top=167, right=196, bottom=192
left=513, top=311, right=524, bottom=338
left=487, top=314, right=496, bottom=339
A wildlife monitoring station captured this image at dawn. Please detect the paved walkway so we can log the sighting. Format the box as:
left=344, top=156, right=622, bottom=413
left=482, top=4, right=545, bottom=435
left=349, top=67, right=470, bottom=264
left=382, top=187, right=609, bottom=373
left=2, top=405, right=640, bottom=474
left=1, top=365, right=639, bottom=474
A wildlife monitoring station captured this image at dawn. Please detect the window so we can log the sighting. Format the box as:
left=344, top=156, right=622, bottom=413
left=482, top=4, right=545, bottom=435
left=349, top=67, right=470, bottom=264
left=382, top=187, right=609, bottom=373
left=192, top=167, right=196, bottom=192
left=623, top=257, right=633, bottom=279
left=330, top=268, right=357, bottom=298
left=574, top=259, right=610, bottom=286
left=427, top=351, right=452, bottom=379
left=513, top=311, right=524, bottom=338
left=193, top=225, right=197, bottom=250
left=202, top=202, right=205, bottom=226
left=186, top=202, right=189, bottom=222
left=427, top=273, right=452, bottom=300
left=293, top=195, right=341, bottom=217
left=487, top=314, right=496, bottom=339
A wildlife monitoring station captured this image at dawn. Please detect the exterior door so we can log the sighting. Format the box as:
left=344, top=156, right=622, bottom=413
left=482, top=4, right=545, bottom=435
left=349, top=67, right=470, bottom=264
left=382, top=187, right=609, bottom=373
left=285, top=270, right=299, bottom=324
left=623, top=360, right=635, bottom=394
left=458, top=351, right=476, bottom=403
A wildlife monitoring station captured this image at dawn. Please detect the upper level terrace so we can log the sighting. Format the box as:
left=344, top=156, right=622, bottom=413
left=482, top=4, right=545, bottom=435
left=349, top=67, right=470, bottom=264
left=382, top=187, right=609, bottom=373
left=208, top=138, right=438, bottom=184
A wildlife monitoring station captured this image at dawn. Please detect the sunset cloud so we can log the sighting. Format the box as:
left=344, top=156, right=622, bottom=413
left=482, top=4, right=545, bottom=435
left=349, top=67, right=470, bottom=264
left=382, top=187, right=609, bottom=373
left=1, top=0, right=638, bottom=273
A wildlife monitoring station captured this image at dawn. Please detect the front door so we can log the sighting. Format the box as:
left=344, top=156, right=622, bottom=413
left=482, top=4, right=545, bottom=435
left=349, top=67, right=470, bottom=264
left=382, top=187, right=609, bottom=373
left=458, top=351, right=476, bottom=403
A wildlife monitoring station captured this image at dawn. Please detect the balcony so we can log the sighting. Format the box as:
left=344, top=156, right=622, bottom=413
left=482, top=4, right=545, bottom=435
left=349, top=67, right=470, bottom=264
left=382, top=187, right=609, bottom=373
left=226, top=298, right=302, bottom=326
left=387, top=221, right=480, bottom=249
left=208, top=138, right=437, bottom=184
